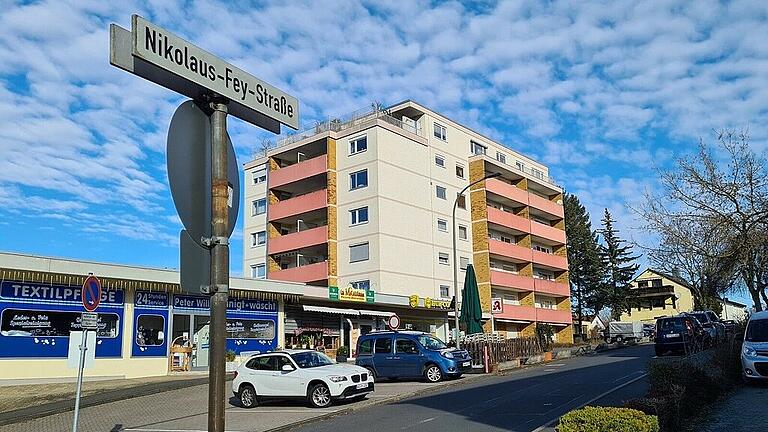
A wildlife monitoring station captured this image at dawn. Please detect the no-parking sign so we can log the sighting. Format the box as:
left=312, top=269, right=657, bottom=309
left=82, top=275, right=102, bottom=312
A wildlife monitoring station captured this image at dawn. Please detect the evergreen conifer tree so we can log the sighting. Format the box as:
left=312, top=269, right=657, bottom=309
left=598, top=209, right=640, bottom=320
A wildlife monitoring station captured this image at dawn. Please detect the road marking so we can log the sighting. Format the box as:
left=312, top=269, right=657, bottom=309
left=530, top=373, right=648, bottom=432
left=418, top=418, right=436, bottom=424
left=611, top=370, right=644, bottom=383
left=124, top=429, right=246, bottom=432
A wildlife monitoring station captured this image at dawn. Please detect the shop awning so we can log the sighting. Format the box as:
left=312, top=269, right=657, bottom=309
left=302, top=305, right=359, bottom=316
left=358, top=309, right=395, bottom=317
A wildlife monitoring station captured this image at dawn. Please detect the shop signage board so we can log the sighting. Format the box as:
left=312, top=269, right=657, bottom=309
left=491, top=297, right=503, bottom=314
left=408, top=295, right=451, bottom=310
left=328, top=286, right=374, bottom=303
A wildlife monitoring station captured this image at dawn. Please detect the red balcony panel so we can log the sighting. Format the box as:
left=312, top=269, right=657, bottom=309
left=268, top=189, right=327, bottom=221
left=269, top=155, right=327, bottom=189
left=535, top=308, right=572, bottom=324
left=528, top=193, right=564, bottom=218
left=490, top=270, right=534, bottom=291
left=532, top=250, right=568, bottom=270
left=494, top=304, right=536, bottom=322
left=487, top=207, right=530, bottom=233
left=534, top=279, right=570, bottom=297
left=486, top=178, right=529, bottom=206
left=269, top=261, right=328, bottom=284
left=530, top=221, right=566, bottom=244
left=267, top=226, right=328, bottom=255
left=488, top=239, right=533, bottom=262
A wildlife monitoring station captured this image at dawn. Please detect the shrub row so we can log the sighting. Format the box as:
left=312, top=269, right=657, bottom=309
left=557, top=406, right=658, bottom=432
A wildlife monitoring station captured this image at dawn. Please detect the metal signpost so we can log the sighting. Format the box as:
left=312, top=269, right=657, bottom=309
left=110, top=15, right=299, bottom=432
left=72, top=274, right=101, bottom=432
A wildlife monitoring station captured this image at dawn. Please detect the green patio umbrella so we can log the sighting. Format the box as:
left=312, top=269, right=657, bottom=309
left=459, top=264, right=484, bottom=335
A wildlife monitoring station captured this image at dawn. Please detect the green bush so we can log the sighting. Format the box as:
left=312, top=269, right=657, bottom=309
left=336, top=345, right=349, bottom=356
left=557, top=406, right=659, bottom=432
left=225, top=349, right=236, bottom=362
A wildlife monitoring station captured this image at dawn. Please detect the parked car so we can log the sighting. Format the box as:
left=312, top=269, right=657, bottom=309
left=355, top=331, right=472, bottom=382
left=642, top=323, right=656, bottom=339
left=741, top=310, right=768, bottom=382
left=655, top=315, right=706, bottom=356
left=604, top=321, right=644, bottom=344
left=722, top=319, right=737, bottom=336
left=687, top=311, right=726, bottom=345
left=232, top=350, right=374, bottom=408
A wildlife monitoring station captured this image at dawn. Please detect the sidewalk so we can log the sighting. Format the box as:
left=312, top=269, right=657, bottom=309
left=698, top=384, right=768, bottom=432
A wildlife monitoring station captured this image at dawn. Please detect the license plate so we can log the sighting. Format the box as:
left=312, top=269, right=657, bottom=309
left=666, top=333, right=679, bottom=338
left=356, top=383, right=368, bottom=389
left=462, top=361, right=470, bottom=367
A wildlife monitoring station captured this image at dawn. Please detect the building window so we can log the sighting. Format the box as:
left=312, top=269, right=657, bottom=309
left=438, top=252, right=450, bottom=265
left=351, top=280, right=370, bottom=291
left=435, top=154, right=445, bottom=168
left=637, top=280, right=648, bottom=288
left=515, top=161, right=525, bottom=171
left=350, top=135, right=367, bottom=155
left=135, top=315, right=165, bottom=347
left=0, top=309, right=119, bottom=338
left=437, top=219, right=448, bottom=232
left=534, top=270, right=553, bottom=280
left=533, top=244, right=552, bottom=254
left=350, top=169, right=368, bottom=190
left=436, top=185, right=447, bottom=200
left=458, top=225, right=468, bottom=240
left=496, top=152, right=506, bottom=164
left=439, top=285, right=450, bottom=298
left=350, top=206, right=369, bottom=225
left=460, top=256, right=469, bottom=270
left=350, top=242, right=370, bottom=263
left=471, top=141, right=487, bottom=155
left=455, top=165, right=464, bottom=179
left=253, top=167, right=267, bottom=184
left=456, top=193, right=466, bottom=209
left=434, top=122, right=447, bottom=141
left=251, top=263, right=266, bottom=279
left=251, top=231, right=266, bottom=247
left=531, top=168, right=544, bottom=179
left=536, top=295, right=556, bottom=309
left=652, top=279, right=663, bottom=287
left=252, top=198, right=266, bottom=215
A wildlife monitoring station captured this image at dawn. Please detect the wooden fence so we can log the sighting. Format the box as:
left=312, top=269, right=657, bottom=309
left=463, top=337, right=543, bottom=369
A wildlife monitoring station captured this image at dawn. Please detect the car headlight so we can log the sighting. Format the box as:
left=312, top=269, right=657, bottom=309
left=744, top=346, right=757, bottom=357
left=328, top=375, right=348, bottom=382
left=442, top=351, right=454, bottom=359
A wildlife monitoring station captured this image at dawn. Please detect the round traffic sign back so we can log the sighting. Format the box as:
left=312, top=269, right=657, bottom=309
left=387, top=314, right=400, bottom=330
left=82, top=275, right=102, bottom=312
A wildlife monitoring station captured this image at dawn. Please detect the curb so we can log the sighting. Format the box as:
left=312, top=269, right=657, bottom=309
left=0, top=376, right=226, bottom=426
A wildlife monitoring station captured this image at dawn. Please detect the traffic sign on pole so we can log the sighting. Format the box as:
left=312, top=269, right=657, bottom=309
left=180, top=229, right=211, bottom=294
left=82, top=275, right=101, bottom=312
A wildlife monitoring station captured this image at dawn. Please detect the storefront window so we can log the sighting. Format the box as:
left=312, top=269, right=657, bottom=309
left=227, top=319, right=275, bottom=339
left=1, top=309, right=119, bottom=338
left=135, top=315, right=165, bottom=346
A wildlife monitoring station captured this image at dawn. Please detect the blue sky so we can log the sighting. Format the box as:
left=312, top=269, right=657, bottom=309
left=1, top=1, right=766, bottom=306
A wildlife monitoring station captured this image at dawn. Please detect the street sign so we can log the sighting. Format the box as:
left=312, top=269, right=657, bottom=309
left=81, top=312, right=99, bottom=330
left=167, top=100, right=240, bottom=244
left=387, top=314, right=401, bottom=330
left=180, top=229, right=211, bottom=294
left=82, top=275, right=101, bottom=312
left=67, top=331, right=96, bottom=369
left=109, top=17, right=300, bottom=132
left=491, top=297, right=503, bottom=314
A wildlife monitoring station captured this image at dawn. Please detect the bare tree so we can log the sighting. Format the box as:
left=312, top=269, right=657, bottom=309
left=257, top=138, right=275, bottom=157
left=639, top=129, right=768, bottom=311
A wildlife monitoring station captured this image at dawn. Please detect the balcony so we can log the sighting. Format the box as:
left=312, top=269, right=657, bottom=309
left=269, top=261, right=328, bottom=284
left=486, top=178, right=528, bottom=206
left=532, top=250, right=568, bottom=270
left=530, top=221, right=566, bottom=244
left=487, top=207, right=530, bottom=233
left=535, top=308, right=572, bottom=324
left=268, top=226, right=328, bottom=255
left=488, top=239, right=533, bottom=262
left=269, top=155, right=327, bottom=189
left=494, top=304, right=536, bottom=322
left=268, top=189, right=327, bottom=221
left=534, top=278, right=570, bottom=297
left=490, top=270, right=534, bottom=291
left=528, top=193, right=564, bottom=218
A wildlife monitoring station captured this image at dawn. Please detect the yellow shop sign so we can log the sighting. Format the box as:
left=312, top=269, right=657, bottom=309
left=409, top=295, right=451, bottom=310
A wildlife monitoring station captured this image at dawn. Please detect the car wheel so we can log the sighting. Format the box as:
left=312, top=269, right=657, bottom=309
left=308, top=383, right=332, bottom=408
left=239, top=384, right=258, bottom=408
left=425, top=364, right=443, bottom=383
left=364, top=366, right=377, bottom=382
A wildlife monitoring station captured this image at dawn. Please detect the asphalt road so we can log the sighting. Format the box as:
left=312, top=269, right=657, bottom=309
left=293, top=344, right=654, bottom=432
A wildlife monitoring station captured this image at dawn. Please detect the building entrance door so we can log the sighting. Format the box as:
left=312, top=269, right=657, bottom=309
left=192, top=315, right=210, bottom=369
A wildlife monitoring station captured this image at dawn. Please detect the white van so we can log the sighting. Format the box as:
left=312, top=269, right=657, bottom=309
left=741, top=310, right=768, bottom=381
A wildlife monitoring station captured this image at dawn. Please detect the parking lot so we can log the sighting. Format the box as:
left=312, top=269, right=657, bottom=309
left=0, top=375, right=486, bottom=432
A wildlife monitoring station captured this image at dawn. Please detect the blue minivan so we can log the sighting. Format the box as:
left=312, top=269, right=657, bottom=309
left=355, top=331, right=472, bottom=382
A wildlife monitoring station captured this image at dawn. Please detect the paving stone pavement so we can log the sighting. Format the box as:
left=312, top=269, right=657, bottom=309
left=699, top=384, right=768, bottom=432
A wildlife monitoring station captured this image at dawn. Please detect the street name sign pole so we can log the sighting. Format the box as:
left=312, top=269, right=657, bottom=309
left=72, top=274, right=101, bottom=432
left=110, top=14, right=299, bottom=432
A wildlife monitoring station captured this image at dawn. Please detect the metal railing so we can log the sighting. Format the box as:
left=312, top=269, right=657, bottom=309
left=275, top=107, right=423, bottom=148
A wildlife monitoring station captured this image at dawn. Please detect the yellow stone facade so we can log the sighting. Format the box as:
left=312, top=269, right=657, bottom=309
left=326, top=138, right=338, bottom=288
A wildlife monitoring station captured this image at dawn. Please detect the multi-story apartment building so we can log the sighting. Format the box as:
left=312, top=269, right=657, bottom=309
left=243, top=101, right=572, bottom=352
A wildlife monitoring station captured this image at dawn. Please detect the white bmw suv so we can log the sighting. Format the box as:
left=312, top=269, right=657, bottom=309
left=232, top=350, right=374, bottom=408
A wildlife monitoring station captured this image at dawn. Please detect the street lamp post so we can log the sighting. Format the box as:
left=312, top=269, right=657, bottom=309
left=453, top=171, right=502, bottom=349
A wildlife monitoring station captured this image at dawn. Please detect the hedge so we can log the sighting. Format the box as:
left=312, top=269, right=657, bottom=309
left=557, top=406, right=659, bottom=432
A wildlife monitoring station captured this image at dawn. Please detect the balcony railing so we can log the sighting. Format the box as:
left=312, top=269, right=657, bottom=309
left=533, top=278, right=570, bottom=297
left=529, top=221, right=566, bottom=244
left=268, top=189, right=328, bottom=221
left=491, top=269, right=534, bottom=291
left=267, top=226, right=328, bottom=255
left=528, top=193, right=564, bottom=218
left=532, top=250, right=568, bottom=270
left=494, top=304, right=537, bottom=322
left=488, top=239, right=533, bottom=262
left=487, top=206, right=530, bottom=232
left=275, top=107, right=423, bottom=148
left=535, top=308, right=572, bottom=324
left=269, top=261, right=328, bottom=284
left=269, top=155, right=327, bottom=189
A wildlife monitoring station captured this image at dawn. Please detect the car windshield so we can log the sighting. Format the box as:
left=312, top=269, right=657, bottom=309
left=658, top=319, right=683, bottom=332
left=418, top=335, right=448, bottom=350
left=691, top=313, right=708, bottom=323
left=746, top=319, right=768, bottom=342
left=290, top=351, right=334, bottom=368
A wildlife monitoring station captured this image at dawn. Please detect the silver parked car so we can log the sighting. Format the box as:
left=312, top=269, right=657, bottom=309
left=741, top=310, right=768, bottom=381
